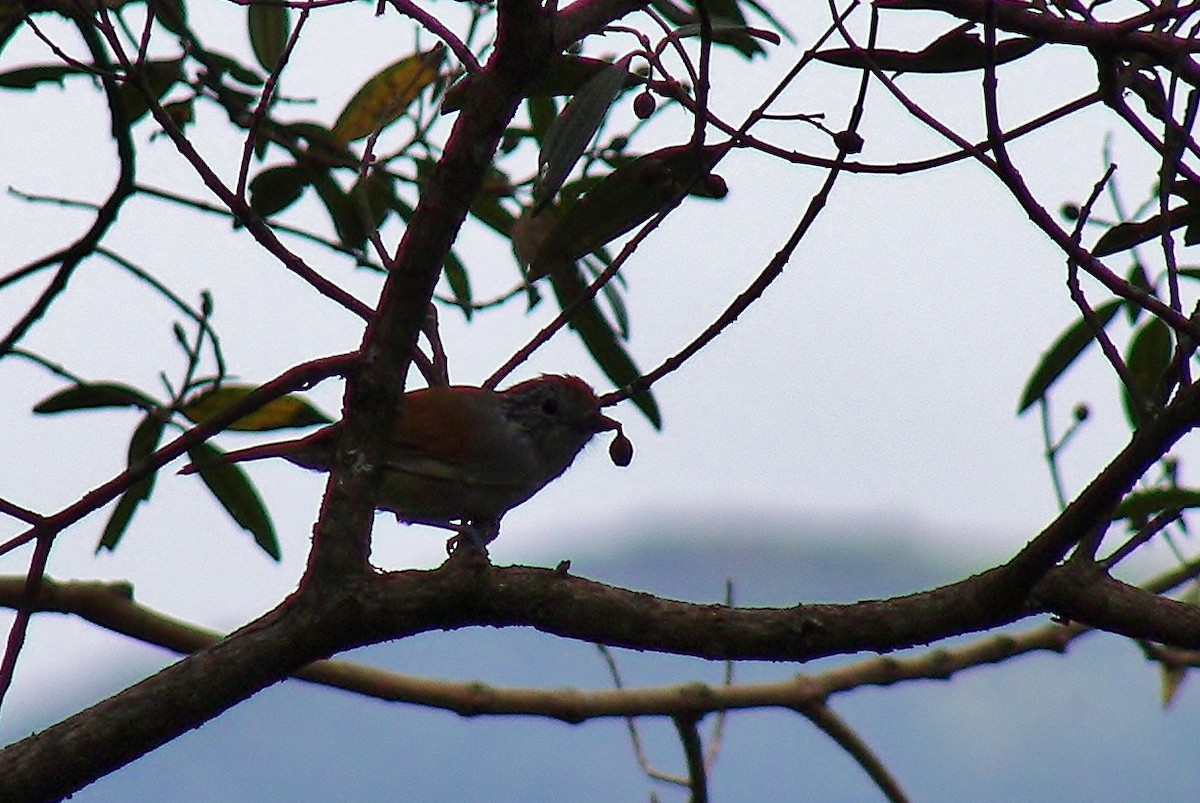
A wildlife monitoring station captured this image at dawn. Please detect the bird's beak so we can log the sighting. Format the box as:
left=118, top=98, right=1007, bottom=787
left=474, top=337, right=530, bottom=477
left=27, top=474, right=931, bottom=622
left=592, top=412, right=621, bottom=433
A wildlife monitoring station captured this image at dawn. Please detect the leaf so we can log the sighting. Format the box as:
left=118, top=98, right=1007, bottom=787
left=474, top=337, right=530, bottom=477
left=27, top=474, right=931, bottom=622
left=332, top=44, right=444, bottom=144
left=1122, top=318, right=1174, bottom=427
left=534, top=62, right=631, bottom=207
left=0, top=1, right=23, bottom=58
left=98, top=413, right=166, bottom=552
left=201, top=50, right=264, bottom=87
left=248, top=163, right=309, bottom=217
left=650, top=0, right=769, bottom=59
left=442, top=248, right=473, bottom=319
left=528, top=143, right=725, bottom=277
left=311, top=172, right=365, bottom=250
left=0, top=64, right=89, bottom=90
left=1017, top=300, right=1123, bottom=414
left=163, top=98, right=194, bottom=129
left=1161, top=663, right=1188, bottom=708
left=185, top=441, right=280, bottom=560
left=670, top=21, right=783, bottom=47
left=1113, top=487, right=1200, bottom=523
left=247, top=1, right=290, bottom=72
left=1093, top=206, right=1198, bottom=257
left=1124, top=261, right=1152, bottom=325
left=182, top=385, right=332, bottom=431
left=526, top=95, right=558, bottom=145
left=348, top=167, right=396, bottom=237
left=118, top=59, right=182, bottom=123
left=548, top=263, right=662, bottom=428
left=816, top=25, right=1040, bottom=73
left=1160, top=583, right=1200, bottom=706
left=148, top=0, right=188, bottom=36
left=34, top=382, right=157, bottom=414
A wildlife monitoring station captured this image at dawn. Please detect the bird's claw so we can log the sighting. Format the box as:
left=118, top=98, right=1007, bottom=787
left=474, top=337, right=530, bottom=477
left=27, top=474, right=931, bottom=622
left=445, top=519, right=499, bottom=556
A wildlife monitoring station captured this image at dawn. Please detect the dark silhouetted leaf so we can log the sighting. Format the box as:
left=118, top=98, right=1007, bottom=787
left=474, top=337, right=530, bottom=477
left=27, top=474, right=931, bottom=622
left=1093, top=206, right=1198, bottom=257
left=816, top=24, right=1040, bottom=73
left=34, top=382, right=157, bottom=414
left=1017, top=300, right=1122, bottom=414
left=348, top=167, right=396, bottom=236
left=201, top=50, right=264, bottom=86
left=98, top=413, right=166, bottom=552
left=149, top=0, right=187, bottom=36
left=248, top=163, right=309, bottom=216
left=312, top=173, right=365, bottom=250
left=118, top=60, right=182, bottom=123
left=534, top=62, right=630, bottom=207
left=529, top=144, right=724, bottom=277
left=185, top=441, right=280, bottom=560
left=548, top=263, right=661, bottom=428
left=1124, top=261, right=1152, bottom=325
left=0, top=64, right=89, bottom=90
left=442, top=248, right=472, bottom=319
left=650, top=0, right=771, bottom=58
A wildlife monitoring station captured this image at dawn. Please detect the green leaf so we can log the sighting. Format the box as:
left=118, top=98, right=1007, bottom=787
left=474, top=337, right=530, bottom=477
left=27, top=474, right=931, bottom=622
left=548, top=263, right=661, bottom=428
left=249, top=163, right=309, bottom=217
left=1114, top=487, right=1200, bottom=523
left=1123, top=317, right=1174, bottom=427
left=34, top=382, right=157, bottom=414
left=247, top=1, right=290, bottom=72
left=1017, top=300, right=1122, bottom=414
left=1124, top=261, right=1152, bottom=325
left=98, top=413, right=166, bottom=552
left=348, top=167, right=396, bottom=237
left=442, top=248, right=473, bottom=319
left=526, top=95, right=558, bottom=144
left=311, top=173, right=365, bottom=250
left=186, top=441, right=280, bottom=560
left=182, top=385, right=332, bottom=431
left=534, top=62, right=630, bottom=207
left=584, top=255, right=630, bottom=338
left=468, top=185, right=518, bottom=239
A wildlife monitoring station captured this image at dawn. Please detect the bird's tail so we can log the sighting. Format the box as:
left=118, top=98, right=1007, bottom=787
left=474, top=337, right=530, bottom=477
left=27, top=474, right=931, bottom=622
left=179, top=427, right=336, bottom=475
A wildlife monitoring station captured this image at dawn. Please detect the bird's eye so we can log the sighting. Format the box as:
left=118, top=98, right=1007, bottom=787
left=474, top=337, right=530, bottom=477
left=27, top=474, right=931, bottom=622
left=540, top=395, right=560, bottom=416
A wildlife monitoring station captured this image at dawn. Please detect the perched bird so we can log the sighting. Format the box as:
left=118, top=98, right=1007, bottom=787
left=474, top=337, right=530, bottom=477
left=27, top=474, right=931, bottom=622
left=182, top=375, right=632, bottom=548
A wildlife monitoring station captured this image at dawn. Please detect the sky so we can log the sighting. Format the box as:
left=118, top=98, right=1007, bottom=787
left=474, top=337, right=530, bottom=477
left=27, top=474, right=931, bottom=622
left=0, top=0, right=1192, bottom=745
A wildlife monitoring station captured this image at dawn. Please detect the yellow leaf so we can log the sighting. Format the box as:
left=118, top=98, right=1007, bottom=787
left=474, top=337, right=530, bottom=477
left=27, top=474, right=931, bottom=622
left=1161, top=664, right=1188, bottom=708
left=182, top=385, right=332, bottom=432
left=332, top=44, right=444, bottom=144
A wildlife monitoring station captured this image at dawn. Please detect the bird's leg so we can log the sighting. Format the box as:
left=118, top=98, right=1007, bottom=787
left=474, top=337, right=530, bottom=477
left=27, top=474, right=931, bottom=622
left=444, top=518, right=500, bottom=556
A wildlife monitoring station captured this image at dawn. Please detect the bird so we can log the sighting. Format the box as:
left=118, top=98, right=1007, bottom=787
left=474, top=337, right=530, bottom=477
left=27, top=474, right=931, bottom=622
left=182, top=374, right=632, bottom=549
